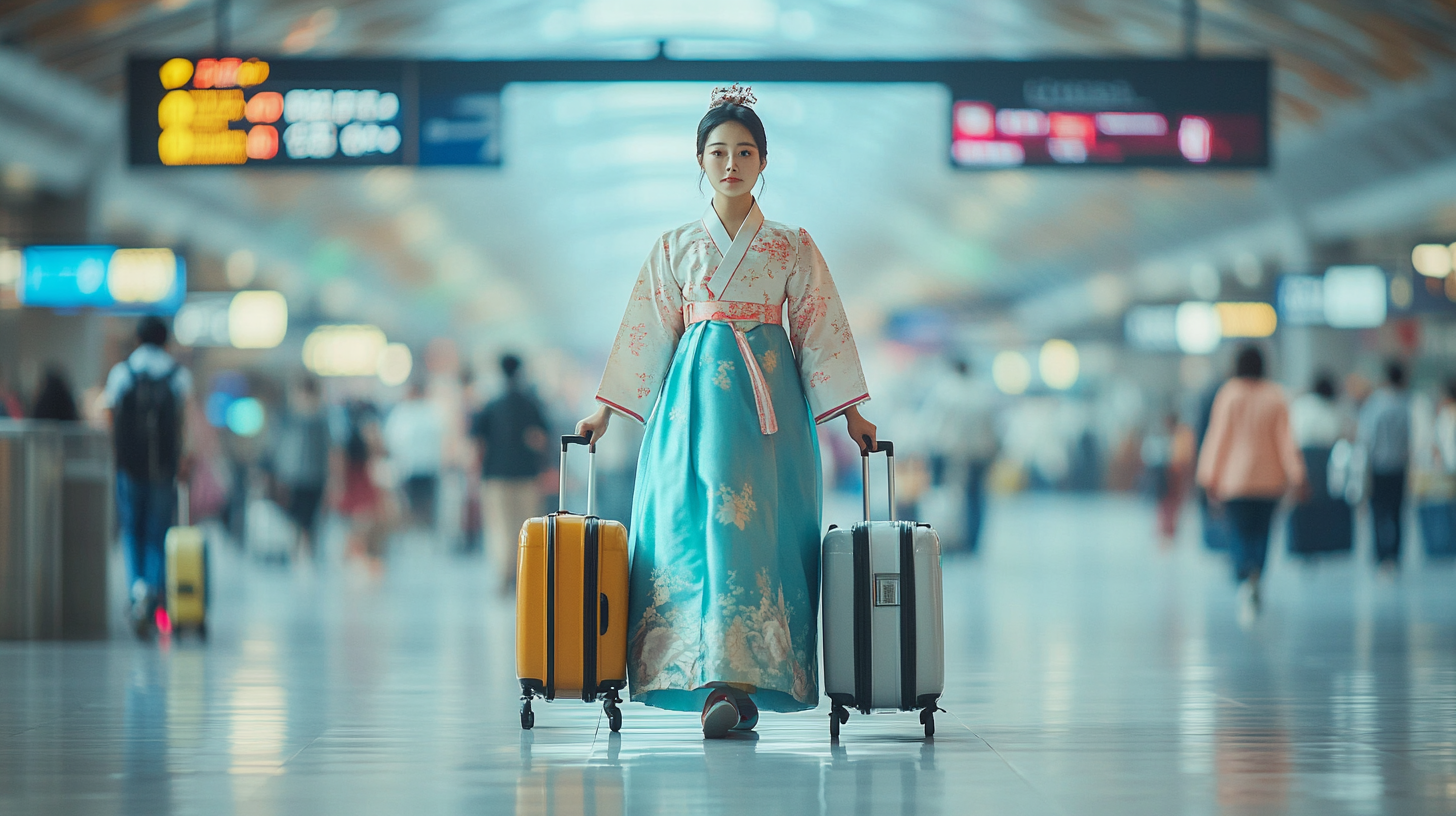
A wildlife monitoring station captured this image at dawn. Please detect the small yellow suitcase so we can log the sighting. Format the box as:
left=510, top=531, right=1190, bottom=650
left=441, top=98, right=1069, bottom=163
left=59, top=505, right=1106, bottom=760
left=165, top=485, right=207, bottom=637
left=517, top=435, right=629, bottom=731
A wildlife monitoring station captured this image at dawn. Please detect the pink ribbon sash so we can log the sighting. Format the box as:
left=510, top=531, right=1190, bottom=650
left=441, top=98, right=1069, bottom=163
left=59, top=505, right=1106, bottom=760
left=683, top=300, right=781, bottom=435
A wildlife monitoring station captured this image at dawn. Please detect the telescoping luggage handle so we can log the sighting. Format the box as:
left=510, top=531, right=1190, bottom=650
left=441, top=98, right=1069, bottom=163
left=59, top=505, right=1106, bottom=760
left=859, top=436, right=896, bottom=522
left=559, top=434, right=598, bottom=517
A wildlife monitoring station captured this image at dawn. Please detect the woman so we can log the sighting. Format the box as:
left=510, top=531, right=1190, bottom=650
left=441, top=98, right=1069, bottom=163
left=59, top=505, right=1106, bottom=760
left=1286, top=373, right=1355, bottom=557
left=576, top=85, right=877, bottom=738
left=1196, top=346, right=1306, bottom=621
left=335, top=400, right=391, bottom=572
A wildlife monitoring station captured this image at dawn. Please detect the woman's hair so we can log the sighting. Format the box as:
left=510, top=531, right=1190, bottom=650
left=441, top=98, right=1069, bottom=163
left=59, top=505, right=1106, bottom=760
left=1234, top=345, right=1265, bottom=379
left=1313, top=372, right=1337, bottom=401
left=696, top=103, right=767, bottom=191
left=696, top=103, right=767, bottom=160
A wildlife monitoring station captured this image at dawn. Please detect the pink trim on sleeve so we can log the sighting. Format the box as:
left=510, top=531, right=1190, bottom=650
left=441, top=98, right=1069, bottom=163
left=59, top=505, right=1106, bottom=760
left=814, top=393, right=870, bottom=424
left=596, top=396, right=646, bottom=424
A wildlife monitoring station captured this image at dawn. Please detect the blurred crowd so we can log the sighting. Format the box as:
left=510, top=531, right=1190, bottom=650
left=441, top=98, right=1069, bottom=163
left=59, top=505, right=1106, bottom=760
left=8, top=316, right=1453, bottom=632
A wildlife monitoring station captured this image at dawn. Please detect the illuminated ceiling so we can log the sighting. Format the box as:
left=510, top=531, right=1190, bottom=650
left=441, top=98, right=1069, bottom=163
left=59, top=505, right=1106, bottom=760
left=2, top=0, right=1456, bottom=355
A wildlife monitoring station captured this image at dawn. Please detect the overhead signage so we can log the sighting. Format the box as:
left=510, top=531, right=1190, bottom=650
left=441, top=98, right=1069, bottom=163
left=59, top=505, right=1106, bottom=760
left=949, top=60, right=1268, bottom=168
left=129, top=57, right=502, bottom=167
left=129, top=56, right=1267, bottom=170
left=19, top=246, right=185, bottom=314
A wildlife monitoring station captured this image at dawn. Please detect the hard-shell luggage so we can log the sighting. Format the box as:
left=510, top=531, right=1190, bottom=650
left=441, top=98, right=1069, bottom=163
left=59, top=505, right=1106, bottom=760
left=516, top=435, right=629, bottom=731
left=1288, top=446, right=1354, bottom=556
left=1418, top=502, right=1456, bottom=558
left=822, top=439, right=945, bottom=739
left=164, top=485, right=207, bottom=637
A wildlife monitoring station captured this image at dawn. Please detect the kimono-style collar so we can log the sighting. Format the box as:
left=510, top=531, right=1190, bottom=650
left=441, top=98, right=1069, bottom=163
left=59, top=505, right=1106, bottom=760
left=701, top=199, right=764, bottom=300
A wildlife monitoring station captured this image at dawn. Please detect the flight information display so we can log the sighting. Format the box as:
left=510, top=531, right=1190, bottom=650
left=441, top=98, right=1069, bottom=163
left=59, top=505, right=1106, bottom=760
left=129, top=56, right=1267, bottom=170
left=947, top=60, right=1268, bottom=168
left=127, top=57, right=502, bottom=167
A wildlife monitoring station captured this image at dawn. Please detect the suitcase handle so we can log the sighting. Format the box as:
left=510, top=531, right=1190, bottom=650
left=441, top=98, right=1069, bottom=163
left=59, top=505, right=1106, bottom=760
left=559, top=434, right=597, bottom=516
left=177, top=483, right=190, bottom=528
left=860, top=435, right=896, bottom=522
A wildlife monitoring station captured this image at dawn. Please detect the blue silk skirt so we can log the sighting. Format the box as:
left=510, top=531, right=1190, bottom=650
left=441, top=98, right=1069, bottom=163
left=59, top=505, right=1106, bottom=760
left=626, top=320, right=822, bottom=713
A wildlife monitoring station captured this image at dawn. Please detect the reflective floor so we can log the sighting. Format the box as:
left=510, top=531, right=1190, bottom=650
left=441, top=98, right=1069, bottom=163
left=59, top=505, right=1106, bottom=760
left=3, top=494, right=1455, bottom=815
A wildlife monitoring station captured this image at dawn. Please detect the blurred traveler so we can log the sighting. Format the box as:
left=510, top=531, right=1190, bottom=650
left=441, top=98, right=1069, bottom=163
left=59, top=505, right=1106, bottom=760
left=1193, top=375, right=1230, bottom=551
left=336, top=400, right=389, bottom=570
left=1144, top=412, right=1195, bottom=548
left=31, top=365, right=80, bottom=421
left=0, top=377, right=25, bottom=418
left=471, top=354, right=549, bottom=591
left=920, top=359, right=998, bottom=552
left=1358, top=361, right=1411, bottom=570
left=273, top=376, right=331, bottom=558
left=1196, top=346, right=1305, bottom=622
left=1288, top=374, right=1356, bottom=558
left=383, top=380, right=443, bottom=530
left=1435, top=380, right=1456, bottom=473
left=103, top=316, right=193, bottom=637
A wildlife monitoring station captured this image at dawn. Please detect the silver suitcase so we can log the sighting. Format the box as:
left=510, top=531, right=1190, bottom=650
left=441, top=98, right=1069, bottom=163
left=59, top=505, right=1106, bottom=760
left=822, top=439, right=945, bottom=738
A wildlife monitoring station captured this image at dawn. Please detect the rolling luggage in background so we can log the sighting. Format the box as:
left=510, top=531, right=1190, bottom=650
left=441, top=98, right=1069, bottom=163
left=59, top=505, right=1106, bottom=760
left=516, top=435, right=629, bottom=731
left=1418, top=502, right=1456, bottom=558
left=1288, top=446, right=1354, bottom=556
left=822, top=439, right=945, bottom=739
left=165, top=485, right=207, bottom=637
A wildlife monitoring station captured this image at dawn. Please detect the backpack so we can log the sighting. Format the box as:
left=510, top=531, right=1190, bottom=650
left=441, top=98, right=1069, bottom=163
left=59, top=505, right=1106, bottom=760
left=114, top=361, right=181, bottom=481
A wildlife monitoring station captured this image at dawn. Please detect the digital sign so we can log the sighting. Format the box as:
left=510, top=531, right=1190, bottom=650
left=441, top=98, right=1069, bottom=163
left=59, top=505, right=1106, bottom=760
left=129, top=56, right=1267, bottom=171
left=948, top=60, right=1268, bottom=168
left=20, top=246, right=186, bottom=314
left=128, top=57, right=501, bottom=167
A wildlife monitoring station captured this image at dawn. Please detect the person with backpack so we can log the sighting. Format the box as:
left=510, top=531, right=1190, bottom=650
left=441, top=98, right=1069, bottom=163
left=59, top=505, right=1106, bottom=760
left=103, top=316, right=193, bottom=636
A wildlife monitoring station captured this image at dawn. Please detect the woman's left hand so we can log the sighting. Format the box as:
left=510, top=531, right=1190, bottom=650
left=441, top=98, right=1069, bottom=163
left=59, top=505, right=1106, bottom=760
left=844, top=406, right=878, bottom=454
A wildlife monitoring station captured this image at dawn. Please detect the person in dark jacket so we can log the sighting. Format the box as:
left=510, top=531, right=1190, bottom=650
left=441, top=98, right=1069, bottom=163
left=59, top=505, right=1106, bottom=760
left=471, top=354, right=549, bottom=592
left=31, top=366, right=80, bottom=421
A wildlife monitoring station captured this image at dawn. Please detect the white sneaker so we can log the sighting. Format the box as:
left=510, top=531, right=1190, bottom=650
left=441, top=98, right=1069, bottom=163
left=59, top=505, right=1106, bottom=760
left=1236, top=580, right=1260, bottom=627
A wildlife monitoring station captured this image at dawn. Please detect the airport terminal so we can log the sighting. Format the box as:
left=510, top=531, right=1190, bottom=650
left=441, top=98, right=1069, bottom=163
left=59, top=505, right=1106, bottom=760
left=1, top=1, right=1454, bottom=814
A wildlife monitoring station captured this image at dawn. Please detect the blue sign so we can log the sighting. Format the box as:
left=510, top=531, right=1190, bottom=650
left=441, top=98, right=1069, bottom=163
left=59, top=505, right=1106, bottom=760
left=20, top=246, right=186, bottom=314
left=418, top=92, right=502, bottom=166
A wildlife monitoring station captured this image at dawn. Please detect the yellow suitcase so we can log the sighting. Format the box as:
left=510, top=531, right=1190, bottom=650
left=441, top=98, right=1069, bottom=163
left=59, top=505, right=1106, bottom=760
left=517, top=435, right=629, bottom=731
left=165, top=486, right=207, bottom=637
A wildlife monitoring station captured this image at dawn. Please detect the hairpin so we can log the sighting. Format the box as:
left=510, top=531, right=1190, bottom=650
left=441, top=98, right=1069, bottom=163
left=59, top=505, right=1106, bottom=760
left=709, top=83, right=757, bottom=110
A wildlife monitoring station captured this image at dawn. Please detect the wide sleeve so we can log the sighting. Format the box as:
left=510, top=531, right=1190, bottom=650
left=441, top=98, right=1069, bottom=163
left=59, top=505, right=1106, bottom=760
left=595, top=234, right=684, bottom=424
left=786, top=228, right=870, bottom=423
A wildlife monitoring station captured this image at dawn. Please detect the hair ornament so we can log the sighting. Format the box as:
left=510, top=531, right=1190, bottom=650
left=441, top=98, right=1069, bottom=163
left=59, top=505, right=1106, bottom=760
left=709, top=83, right=757, bottom=110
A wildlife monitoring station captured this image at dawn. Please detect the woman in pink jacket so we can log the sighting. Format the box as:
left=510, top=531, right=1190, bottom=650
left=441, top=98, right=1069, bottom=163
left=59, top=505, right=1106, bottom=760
left=1196, top=346, right=1307, bottom=617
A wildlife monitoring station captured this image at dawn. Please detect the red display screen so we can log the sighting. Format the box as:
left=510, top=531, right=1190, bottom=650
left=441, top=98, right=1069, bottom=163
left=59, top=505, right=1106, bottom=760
left=946, top=60, right=1269, bottom=169
left=952, top=103, right=1264, bottom=167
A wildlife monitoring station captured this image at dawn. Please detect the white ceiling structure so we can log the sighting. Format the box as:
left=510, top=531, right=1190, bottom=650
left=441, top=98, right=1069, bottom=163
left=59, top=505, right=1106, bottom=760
left=4, top=0, right=1456, bottom=364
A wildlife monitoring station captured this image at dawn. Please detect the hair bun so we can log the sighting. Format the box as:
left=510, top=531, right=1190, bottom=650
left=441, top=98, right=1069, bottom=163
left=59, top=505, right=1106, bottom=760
left=709, top=84, right=757, bottom=110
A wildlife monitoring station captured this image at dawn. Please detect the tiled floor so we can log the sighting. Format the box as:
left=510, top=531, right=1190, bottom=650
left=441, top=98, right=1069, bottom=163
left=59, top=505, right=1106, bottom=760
left=3, top=493, right=1455, bottom=815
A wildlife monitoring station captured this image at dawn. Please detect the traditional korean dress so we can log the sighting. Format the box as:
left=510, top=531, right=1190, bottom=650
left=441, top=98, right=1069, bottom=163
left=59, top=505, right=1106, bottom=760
left=596, top=201, right=869, bottom=713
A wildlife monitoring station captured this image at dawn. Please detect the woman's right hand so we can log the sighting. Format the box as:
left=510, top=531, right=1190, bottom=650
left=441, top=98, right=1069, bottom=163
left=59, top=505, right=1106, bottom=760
left=575, top=404, right=612, bottom=444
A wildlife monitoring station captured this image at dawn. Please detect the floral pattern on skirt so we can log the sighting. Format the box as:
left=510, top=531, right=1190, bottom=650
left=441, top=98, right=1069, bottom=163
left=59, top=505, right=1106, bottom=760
left=625, top=320, right=822, bottom=713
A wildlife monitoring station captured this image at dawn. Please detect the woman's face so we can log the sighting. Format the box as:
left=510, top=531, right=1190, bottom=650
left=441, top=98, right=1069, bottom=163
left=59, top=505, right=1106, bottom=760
left=698, top=121, right=765, bottom=201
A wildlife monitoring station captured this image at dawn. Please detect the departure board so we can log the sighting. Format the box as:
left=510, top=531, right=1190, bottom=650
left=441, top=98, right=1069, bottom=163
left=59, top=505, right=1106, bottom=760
left=128, top=55, right=1267, bottom=170
left=948, top=60, right=1268, bottom=168
left=127, top=57, right=502, bottom=167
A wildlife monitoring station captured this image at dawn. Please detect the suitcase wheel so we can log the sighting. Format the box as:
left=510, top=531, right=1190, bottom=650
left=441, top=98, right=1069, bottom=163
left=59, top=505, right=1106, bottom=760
left=520, top=699, right=535, bottom=730
left=604, top=699, right=622, bottom=733
left=920, top=707, right=935, bottom=739
left=829, top=704, right=849, bottom=739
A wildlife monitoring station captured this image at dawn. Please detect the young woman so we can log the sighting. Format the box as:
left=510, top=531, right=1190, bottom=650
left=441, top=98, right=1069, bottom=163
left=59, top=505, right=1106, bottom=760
left=576, top=85, right=877, bottom=738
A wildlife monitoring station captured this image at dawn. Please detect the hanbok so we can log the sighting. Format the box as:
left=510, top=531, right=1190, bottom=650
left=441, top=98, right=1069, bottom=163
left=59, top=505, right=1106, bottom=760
left=596, top=201, right=869, bottom=712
